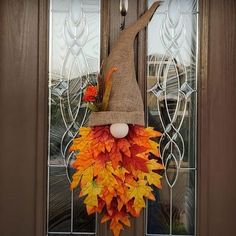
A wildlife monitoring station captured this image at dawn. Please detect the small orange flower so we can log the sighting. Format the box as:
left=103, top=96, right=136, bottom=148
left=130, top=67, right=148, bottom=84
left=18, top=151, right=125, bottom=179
left=83, top=85, right=98, bottom=102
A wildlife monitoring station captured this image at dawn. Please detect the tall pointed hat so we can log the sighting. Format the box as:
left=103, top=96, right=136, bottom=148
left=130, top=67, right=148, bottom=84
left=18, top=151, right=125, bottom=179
left=88, top=2, right=160, bottom=127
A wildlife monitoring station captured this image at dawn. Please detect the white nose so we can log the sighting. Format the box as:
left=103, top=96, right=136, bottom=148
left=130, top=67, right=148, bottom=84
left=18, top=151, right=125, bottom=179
left=110, top=123, right=129, bottom=139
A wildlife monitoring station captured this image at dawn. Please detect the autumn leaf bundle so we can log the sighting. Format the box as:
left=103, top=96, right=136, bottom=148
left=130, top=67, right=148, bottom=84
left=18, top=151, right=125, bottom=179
left=70, top=125, right=163, bottom=236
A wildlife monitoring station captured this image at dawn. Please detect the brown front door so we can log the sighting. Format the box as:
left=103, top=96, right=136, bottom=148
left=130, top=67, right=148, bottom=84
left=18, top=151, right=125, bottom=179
left=0, top=1, right=236, bottom=236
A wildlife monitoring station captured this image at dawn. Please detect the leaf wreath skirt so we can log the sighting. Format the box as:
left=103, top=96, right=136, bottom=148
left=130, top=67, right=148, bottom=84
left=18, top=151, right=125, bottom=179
left=70, top=125, right=163, bottom=236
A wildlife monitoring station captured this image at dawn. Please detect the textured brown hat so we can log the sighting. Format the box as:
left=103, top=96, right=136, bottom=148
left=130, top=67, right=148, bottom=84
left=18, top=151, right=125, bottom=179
left=88, top=2, right=160, bottom=127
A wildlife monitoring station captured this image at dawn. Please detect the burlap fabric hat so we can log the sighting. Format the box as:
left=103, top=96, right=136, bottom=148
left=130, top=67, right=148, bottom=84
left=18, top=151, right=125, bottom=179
left=88, top=2, right=160, bottom=127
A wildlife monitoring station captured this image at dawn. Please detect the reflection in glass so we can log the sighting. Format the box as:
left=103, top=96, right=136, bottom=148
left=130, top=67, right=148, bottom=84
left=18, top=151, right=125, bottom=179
left=146, top=0, right=198, bottom=235
left=48, top=0, right=100, bottom=234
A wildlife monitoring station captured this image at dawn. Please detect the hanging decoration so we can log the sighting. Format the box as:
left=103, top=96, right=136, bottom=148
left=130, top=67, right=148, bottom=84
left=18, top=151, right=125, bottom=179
left=70, top=2, right=162, bottom=236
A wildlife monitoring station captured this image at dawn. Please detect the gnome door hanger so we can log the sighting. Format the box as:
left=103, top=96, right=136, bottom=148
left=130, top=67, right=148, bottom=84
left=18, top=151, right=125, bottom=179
left=71, top=2, right=163, bottom=236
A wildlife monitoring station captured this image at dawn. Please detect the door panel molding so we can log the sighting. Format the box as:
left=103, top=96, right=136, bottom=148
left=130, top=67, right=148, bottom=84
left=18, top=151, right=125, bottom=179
left=36, top=0, right=49, bottom=236
left=198, top=0, right=210, bottom=235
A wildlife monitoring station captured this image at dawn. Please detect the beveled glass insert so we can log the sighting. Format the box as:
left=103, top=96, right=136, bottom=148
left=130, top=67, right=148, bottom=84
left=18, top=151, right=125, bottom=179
left=146, top=0, right=198, bottom=235
left=48, top=0, right=100, bottom=234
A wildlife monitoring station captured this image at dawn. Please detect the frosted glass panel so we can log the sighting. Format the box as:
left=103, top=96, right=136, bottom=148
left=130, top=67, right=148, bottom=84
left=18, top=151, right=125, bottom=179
left=146, top=0, right=198, bottom=235
left=48, top=0, right=100, bottom=234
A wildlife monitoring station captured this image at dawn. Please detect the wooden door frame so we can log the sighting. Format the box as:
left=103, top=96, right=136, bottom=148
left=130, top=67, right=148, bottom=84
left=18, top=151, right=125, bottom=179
left=35, top=0, right=49, bottom=236
left=197, top=0, right=209, bottom=235
left=35, top=0, right=213, bottom=235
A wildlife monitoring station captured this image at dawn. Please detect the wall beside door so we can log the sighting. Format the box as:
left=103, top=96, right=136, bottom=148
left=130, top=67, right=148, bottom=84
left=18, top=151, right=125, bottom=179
left=199, top=0, right=236, bottom=235
left=0, top=1, right=47, bottom=236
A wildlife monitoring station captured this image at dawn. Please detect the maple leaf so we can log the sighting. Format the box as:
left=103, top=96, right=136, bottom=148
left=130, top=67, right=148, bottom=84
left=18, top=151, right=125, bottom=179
left=92, top=140, right=106, bottom=158
left=146, top=159, right=163, bottom=171
left=115, top=211, right=131, bottom=227
left=117, top=197, right=124, bottom=211
left=126, top=199, right=140, bottom=217
left=141, top=171, right=162, bottom=189
left=105, top=138, right=115, bottom=152
left=123, top=155, right=148, bottom=174
left=102, top=211, right=131, bottom=236
left=80, top=165, right=94, bottom=188
left=123, top=145, right=149, bottom=174
left=97, top=164, right=118, bottom=187
left=117, top=138, right=131, bottom=157
left=79, top=127, right=92, bottom=136
left=90, top=126, right=115, bottom=157
left=109, top=146, right=122, bottom=169
left=130, top=125, right=148, bottom=137
left=70, top=127, right=92, bottom=152
left=80, top=181, right=102, bottom=207
left=126, top=180, right=153, bottom=211
left=70, top=137, right=91, bottom=153
left=100, top=188, right=114, bottom=207
left=112, top=167, right=128, bottom=182
left=145, top=160, right=163, bottom=188
left=93, top=152, right=110, bottom=176
left=73, top=151, right=95, bottom=170
left=148, top=139, right=160, bottom=157
left=101, top=213, right=111, bottom=223
left=110, top=219, right=123, bottom=236
left=145, top=127, right=162, bottom=138
left=87, top=199, right=105, bottom=215
left=70, top=169, right=83, bottom=190
left=138, top=159, right=163, bottom=189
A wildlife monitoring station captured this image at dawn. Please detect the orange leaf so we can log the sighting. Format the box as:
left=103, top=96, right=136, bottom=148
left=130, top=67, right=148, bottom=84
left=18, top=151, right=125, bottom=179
left=117, top=138, right=131, bottom=157
left=123, top=145, right=149, bottom=173
left=110, top=146, right=122, bottom=169
left=101, top=214, right=111, bottom=223
left=110, top=219, right=123, bottom=236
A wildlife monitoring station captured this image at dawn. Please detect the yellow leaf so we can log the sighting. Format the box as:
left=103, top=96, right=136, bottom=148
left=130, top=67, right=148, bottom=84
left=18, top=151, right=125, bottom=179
left=70, top=170, right=83, bottom=190
left=140, top=159, right=163, bottom=189
left=80, top=181, right=102, bottom=207
left=145, top=127, right=162, bottom=138
left=112, top=167, right=129, bottom=182
left=148, top=139, right=160, bottom=156
left=127, top=180, right=153, bottom=211
left=79, top=127, right=92, bottom=137
left=145, top=171, right=162, bottom=189
left=80, top=166, right=94, bottom=188
left=97, top=164, right=118, bottom=187
left=146, top=159, right=163, bottom=171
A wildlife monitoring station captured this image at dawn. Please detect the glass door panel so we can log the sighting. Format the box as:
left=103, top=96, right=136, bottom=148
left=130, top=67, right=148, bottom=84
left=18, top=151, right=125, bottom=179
left=146, top=0, right=198, bottom=235
left=47, top=0, right=199, bottom=235
left=48, top=0, right=101, bottom=234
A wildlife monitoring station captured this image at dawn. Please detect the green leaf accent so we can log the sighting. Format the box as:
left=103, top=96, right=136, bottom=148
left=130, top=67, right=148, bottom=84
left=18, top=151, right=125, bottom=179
left=88, top=103, right=99, bottom=112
